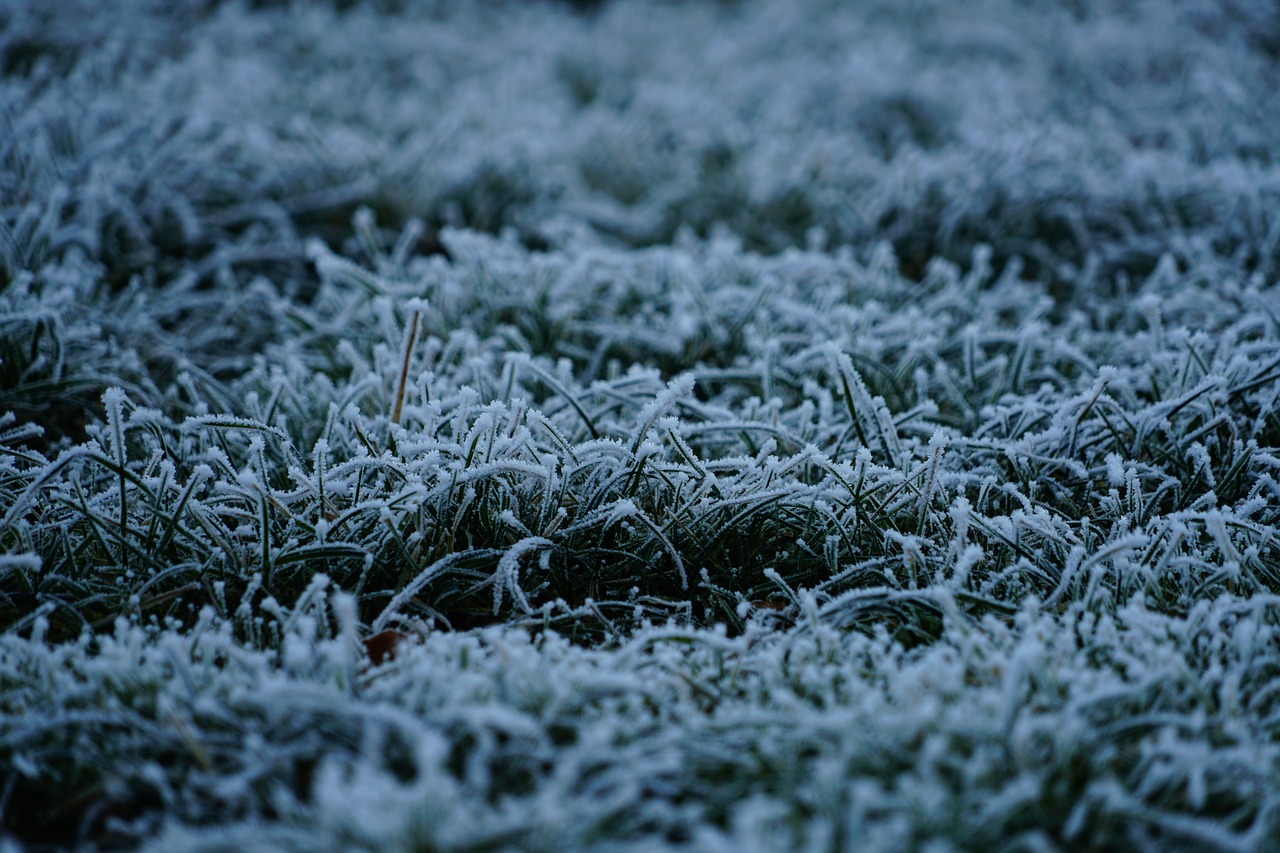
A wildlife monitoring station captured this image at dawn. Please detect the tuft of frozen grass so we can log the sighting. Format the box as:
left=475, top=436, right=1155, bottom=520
left=4, top=227, right=1275, bottom=642
left=2, top=0, right=1280, bottom=849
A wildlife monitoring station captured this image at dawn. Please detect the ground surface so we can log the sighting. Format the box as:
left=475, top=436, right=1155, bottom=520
left=2, top=0, right=1280, bottom=849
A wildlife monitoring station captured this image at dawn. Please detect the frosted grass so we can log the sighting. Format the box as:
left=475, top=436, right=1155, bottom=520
left=4, top=594, right=1279, bottom=850
left=2, top=0, right=1280, bottom=849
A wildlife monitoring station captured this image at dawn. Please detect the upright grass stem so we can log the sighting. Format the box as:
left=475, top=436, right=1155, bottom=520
left=391, top=308, right=421, bottom=427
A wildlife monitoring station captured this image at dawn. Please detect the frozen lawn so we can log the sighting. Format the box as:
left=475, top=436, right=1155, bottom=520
left=2, top=1, right=1279, bottom=849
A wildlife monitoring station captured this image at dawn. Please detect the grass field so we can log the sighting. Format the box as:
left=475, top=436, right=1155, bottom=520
left=3, top=0, right=1280, bottom=849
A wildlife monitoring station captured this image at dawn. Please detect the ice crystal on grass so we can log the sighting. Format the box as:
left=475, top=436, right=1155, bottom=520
left=3, top=0, right=1280, bottom=849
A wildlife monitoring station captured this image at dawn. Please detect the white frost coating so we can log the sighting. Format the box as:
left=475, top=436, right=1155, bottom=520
left=1, top=0, right=1279, bottom=848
